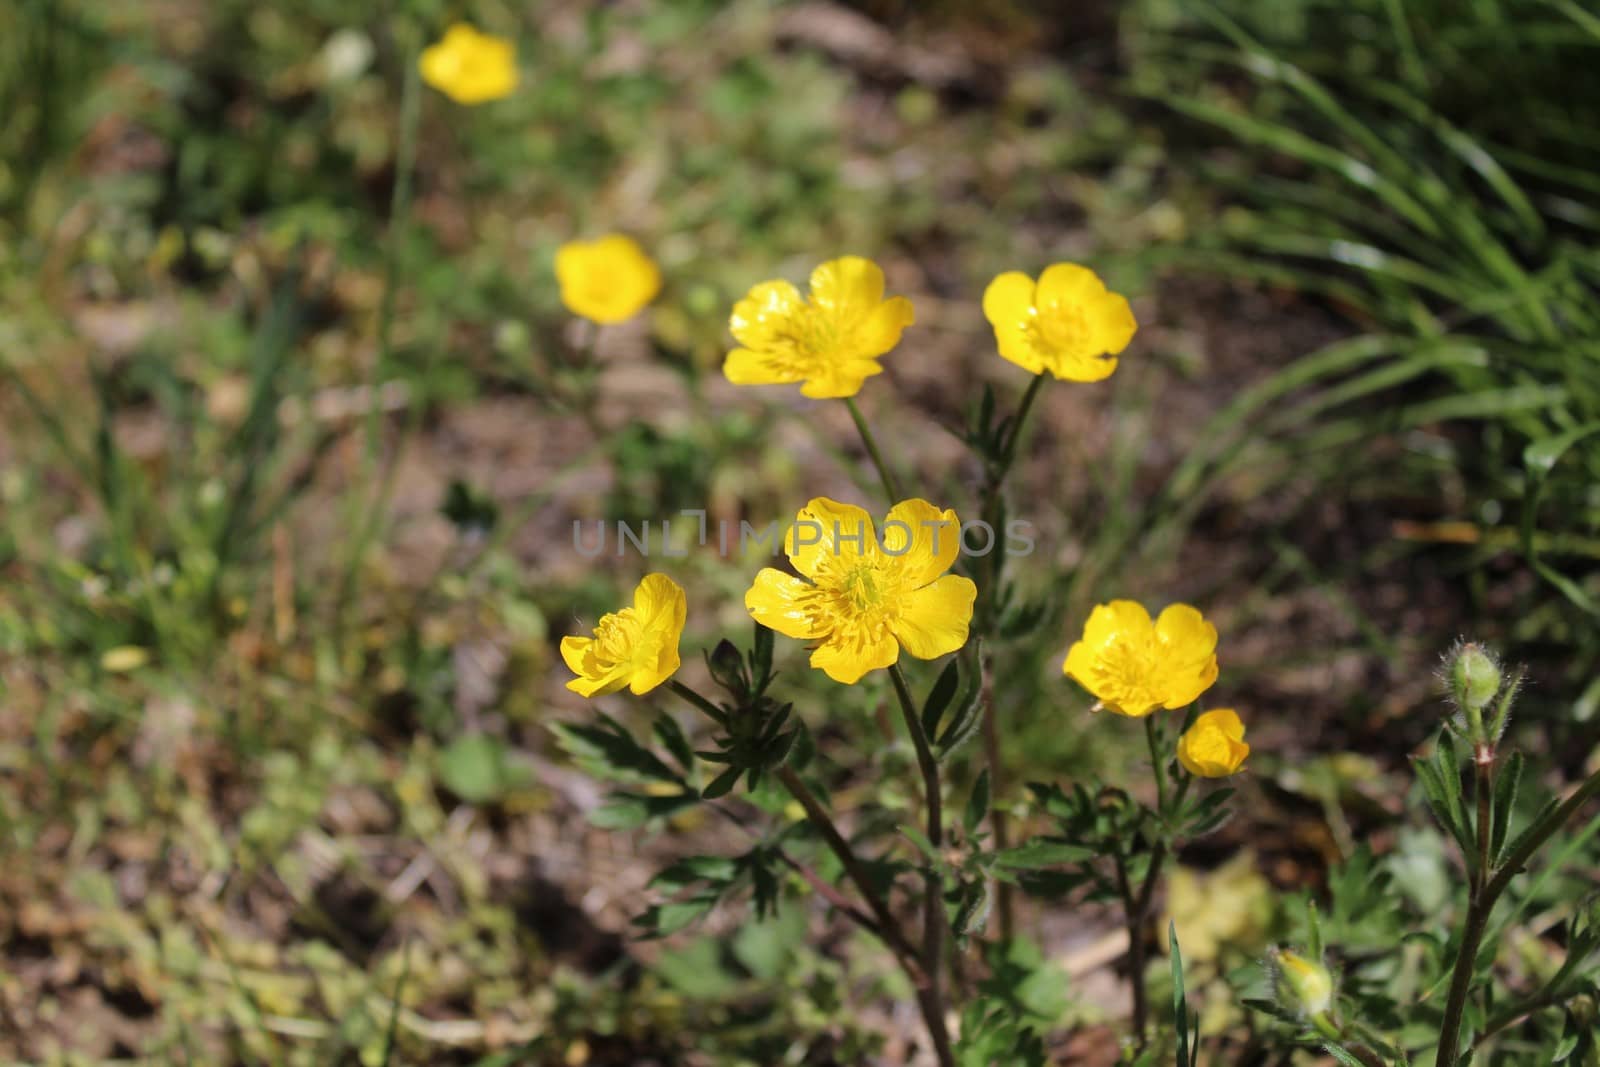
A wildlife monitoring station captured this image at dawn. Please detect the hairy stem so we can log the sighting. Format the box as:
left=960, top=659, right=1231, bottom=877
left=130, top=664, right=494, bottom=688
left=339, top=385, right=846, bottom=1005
left=844, top=396, right=903, bottom=503
left=889, top=663, right=956, bottom=1067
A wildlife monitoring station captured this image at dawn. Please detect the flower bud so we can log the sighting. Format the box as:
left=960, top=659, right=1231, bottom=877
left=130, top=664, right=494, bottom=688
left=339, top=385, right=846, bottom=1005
left=706, top=639, right=746, bottom=694
left=1272, top=947, right=1333, bottom=1017
left=1449, top=642, right=1502, bottom=714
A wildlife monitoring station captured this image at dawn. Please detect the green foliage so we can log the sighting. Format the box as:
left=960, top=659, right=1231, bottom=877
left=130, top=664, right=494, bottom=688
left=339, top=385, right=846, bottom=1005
left=1131, top=0, right=1600, bottom=700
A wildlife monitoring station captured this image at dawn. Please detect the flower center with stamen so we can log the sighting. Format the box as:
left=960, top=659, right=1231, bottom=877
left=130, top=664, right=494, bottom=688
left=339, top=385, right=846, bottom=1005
left=592, top=610, right=643, bottom=668
left=1027, top=301, right=1089, bottom=355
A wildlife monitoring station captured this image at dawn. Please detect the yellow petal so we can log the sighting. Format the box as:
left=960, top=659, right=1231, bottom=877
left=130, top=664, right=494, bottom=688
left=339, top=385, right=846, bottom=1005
left=1062, top=639, right=1096, bottom=684
left=1035, top=262, right=1107, bottom=309
left=724, top=347, right=804, bottom=387
left=560, top=634, right=592, bottom=677
left=879, top=499, right=961, bottom=587
left=787, top=497, right=876, bottom=579
left=1200, top=707, right=1245, bottom=742
left=809, top=628, right=899, bottom=684
left=797, top=360, right=882, bottom=399
left=892, top=575, right=977, bottom=660
left=1046, top=350, right=1119, bottom=383
left=1082, top=599, right=1155, bottom=648
left=855, top=296, right=915, bottom=357
left=982, top=271, right=1036, bottom=327
left=729, top=279, right=805, bottom=350
left=629, top=631, right=680, bottom=695
left=808, top=256, right=886, bottom=312
left=566, top=663, right=633, bottom=698
left=745, top=569, right=828, bottom=639
left=633, top=573, right=686, bottom=632
left=1153, top=603, right=1219, bottom=708
left=1086, top=291, right=1138, bottom=356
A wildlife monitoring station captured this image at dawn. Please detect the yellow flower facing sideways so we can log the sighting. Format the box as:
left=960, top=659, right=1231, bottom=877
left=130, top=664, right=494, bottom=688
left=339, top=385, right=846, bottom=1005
left=561, top=574, right=686, bottom=697
left=745, top=497, right=976, bottom=684
left=1177, top=708, right=1250, bottom=777
left=1064, top=600, right=1219, bottom=716
left=555, top=235, right=662, bottom=325
left=419, top=24, right=518, bottom=106
left=724, top=256, right=915, bottom=399
left=982, top=262, right=1136, bottom=382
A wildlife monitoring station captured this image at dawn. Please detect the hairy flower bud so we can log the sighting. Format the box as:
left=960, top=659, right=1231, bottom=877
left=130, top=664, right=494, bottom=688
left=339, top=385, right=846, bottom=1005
left=1448, top=642, right=1502, bottom=714
left=1272, top=947, right=1334, bottom=1017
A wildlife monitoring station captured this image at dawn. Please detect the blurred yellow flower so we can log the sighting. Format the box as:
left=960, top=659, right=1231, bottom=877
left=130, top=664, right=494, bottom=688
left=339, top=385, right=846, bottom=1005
left=1177, top=708, right=1250, bottom=777
left=561, top=574, right=686, bottom=697
left=419, top=24, right=518, bottom=105
left=723, top=256, right=914, bottom=399
left=745, top=497, right=975, bottom=684
left=555, top=235, right=662, bottom=324
left=101, top=646, right=150, bottom=673
left=1063, top=600, right=1218, bottom=716
left=1165, top=851, right=1271, bottom=963
left=982, top=263, right=1136, bottom=381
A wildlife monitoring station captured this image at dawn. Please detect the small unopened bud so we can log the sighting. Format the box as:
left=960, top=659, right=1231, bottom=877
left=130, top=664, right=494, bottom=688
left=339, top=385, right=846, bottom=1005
left=1272, top=947, right=1334, bottom=1017
left=706, top=639, right=745, bottom=693
left=1449, top=642, right=1502, bottom=714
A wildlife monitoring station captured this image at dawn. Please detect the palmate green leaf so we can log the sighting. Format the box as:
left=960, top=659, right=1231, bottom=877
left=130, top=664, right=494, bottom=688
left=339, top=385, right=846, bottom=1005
left=552, top=714, right=681, bottom=785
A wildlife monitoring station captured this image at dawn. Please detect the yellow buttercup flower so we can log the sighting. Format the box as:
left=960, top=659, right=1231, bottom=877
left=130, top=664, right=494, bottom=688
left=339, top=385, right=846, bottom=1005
left=1177, top=708, right=1250, bottom=777
left=419, top=24, right=518, bottom=106
left=745, top=497, right=976, bottom=684
left=723, top=256, right=915, bottom=399
left=1063, top=600, right=1218, bottom=717
left=555, top=235, right=662, bottom=325
left=982, top=263, right=1136, bottom=381
left=561, top=574, right=686, bottom=697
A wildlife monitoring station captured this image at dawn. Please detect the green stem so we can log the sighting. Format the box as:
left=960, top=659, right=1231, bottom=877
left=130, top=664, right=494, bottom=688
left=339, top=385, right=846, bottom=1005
left=998, top=373, right=1046, bottom=476
left=888, top=663, right=956, bottom=1067
left=1146, top=715, right=1169, bottom=815
left=844, top=396, right=902, bottom=503
left=1437, top=764, right=1600, bottom=1067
